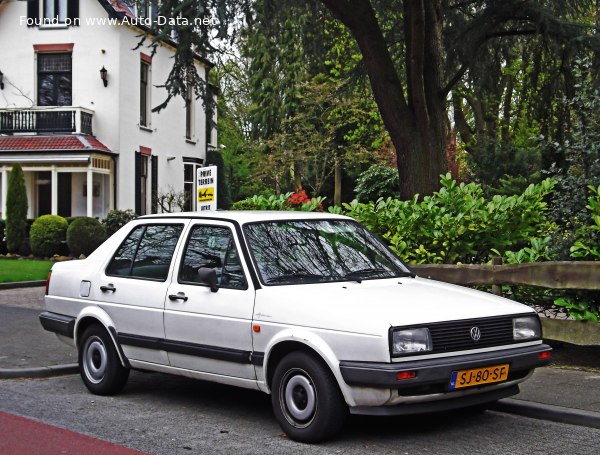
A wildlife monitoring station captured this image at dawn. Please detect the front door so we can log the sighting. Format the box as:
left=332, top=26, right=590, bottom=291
left=36, top=171, right=51, bottom=216
left=164, top=221, right=256, bottom=380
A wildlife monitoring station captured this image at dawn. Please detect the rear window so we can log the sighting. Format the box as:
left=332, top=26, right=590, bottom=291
left=106, top=224, right=184, bottom=281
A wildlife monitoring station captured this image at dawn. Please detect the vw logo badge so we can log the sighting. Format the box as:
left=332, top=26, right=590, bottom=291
left=470, top=327, right=481, bottom=342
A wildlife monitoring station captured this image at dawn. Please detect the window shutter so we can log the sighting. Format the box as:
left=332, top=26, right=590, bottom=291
left=68, top=0, right=80, bottom=25
left=27, top=0, right=39, bottom=27
left=135, top=152, right=141, bottom=215
left=151, top=155, right=158, bottom=213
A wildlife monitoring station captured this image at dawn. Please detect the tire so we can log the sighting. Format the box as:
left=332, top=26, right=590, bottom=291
left=78, top=324, right=129, bottom=395
left=271, top=351, right=347, bottom=443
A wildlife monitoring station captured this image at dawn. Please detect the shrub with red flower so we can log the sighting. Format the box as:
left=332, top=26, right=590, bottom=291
left=285, top=186, right=324, bottom=211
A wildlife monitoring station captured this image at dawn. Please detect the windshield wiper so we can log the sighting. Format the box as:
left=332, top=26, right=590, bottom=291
left=265, top=273, right=325, bottom=284
left=344, top=268, right=415, bottom=283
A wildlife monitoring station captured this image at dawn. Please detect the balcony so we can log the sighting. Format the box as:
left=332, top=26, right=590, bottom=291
left=0, top=107, right=94, bottom=136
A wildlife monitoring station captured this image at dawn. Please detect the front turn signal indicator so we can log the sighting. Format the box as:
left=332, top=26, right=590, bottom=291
left=397, top=370, right=417, bottom=380
left=539, top=351, right=552, bottom=360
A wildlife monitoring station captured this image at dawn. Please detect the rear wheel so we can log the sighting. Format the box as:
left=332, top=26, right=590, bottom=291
left=271, top=351, right=347, bottom=443
left=78, top=325, right=129, bottom=395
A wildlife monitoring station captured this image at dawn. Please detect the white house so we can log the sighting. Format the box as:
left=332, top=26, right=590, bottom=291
left=0, top=0, right=217, bottom=219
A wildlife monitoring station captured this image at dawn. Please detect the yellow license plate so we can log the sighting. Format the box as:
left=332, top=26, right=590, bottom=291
left=450, top=364, right=509, bottom=390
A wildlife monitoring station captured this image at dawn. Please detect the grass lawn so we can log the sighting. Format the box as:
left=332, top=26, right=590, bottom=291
left=0, top=258, right=53, bottom=283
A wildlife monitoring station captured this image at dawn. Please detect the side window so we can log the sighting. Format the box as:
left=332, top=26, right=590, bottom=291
left=106, top=224, right=183, bottom=281
left=179, top=225, right=247, bottom=290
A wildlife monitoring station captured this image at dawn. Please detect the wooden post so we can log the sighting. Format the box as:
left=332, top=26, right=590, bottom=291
left=491, top=257, right=502, bottom=296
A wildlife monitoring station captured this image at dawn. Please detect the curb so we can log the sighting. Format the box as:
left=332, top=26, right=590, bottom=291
left=492, top=398, right=600, bottom=430
left=0, top=363, right=78, bottom=379
left=0, top=281, right=46, bottom=290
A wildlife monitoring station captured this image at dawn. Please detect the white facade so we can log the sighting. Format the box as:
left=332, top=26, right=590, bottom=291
left=0, top=0, right=214, bottom=218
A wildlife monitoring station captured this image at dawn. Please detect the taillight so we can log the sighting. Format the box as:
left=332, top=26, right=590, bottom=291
left=45, top=271, right=52, bottom=295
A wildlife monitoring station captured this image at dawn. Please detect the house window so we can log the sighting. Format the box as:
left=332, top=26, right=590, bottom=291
left=44, top=0, right=68, bottom=22
left=183, top=162, right=196, bottom=211
left=140, top=60, right=150, bottom=127
left=185, top=83, right=194, bottom=140
left=27, top=0, right=79, bottom=26
left=37, top=53, right=72, bottom=106
left=135, top=152, right=149, bottom=216
left=205, top=83, right=217, bottom=148
left=137, top=1, right=158, bottom=20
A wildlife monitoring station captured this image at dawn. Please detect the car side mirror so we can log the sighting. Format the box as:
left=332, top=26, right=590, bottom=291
left=197, top=268, right=219, bottom=293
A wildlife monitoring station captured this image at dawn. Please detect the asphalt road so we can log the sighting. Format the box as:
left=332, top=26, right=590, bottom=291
left=1, top=372, right=599, bottom=455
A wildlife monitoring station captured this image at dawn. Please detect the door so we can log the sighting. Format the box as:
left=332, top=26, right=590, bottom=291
left=164, top=221, right=256, bottom=379
left=94, top=222, right=188, bottom=365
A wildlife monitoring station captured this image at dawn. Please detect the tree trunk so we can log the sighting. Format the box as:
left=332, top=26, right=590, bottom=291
left=320, top=0, right=448, bottom=199
left=334, top=152, right=342, bottom=206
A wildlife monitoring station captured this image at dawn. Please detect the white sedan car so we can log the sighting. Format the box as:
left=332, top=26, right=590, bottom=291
left=40, top=211, right=551, bottom=442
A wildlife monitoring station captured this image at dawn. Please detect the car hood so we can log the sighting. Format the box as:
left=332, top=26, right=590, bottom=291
left=254, top=277, right=534, bottom=336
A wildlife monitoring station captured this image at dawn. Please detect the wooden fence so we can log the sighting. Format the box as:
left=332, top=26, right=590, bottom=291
left=411, top=261, right=600, bottom=291
left=411, top=261, right=600, bottom=345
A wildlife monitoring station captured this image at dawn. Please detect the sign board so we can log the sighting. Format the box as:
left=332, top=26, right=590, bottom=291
left=197, top=166, right=217, bottom=211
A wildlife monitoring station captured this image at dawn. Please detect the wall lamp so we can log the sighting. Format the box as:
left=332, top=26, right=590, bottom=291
left=100, top=66, right=108, bottom=87
left=0, top=70, right=4, bottom=90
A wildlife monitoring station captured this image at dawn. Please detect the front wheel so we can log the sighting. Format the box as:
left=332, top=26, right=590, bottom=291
left=78, top=325, right=129, bottom=395
left=271, top=351, right=347, bottom=443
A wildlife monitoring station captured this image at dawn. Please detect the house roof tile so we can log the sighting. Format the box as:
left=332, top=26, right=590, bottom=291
left=0, top=135, right=113, bottom=153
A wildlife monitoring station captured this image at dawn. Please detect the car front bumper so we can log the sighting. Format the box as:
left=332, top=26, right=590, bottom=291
left=339, top=343, right=552, bottom=415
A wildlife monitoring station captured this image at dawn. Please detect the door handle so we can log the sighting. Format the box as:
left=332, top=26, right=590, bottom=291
left=100, top=284, right=116, bottom=293
left=168, top=293, right=188, bottom=302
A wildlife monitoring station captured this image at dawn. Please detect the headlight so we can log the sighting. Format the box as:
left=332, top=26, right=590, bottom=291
left=391, top=328, right=432, bottom=355
left=513, top=315, right=541, bottom=341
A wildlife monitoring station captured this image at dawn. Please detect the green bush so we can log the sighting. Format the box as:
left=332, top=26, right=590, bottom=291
left=0, top=219, right=6, bottom=255
left=232, top=191, right=325, bottom=212
left=354, top=164, right=400, bottom=202
left=102, top=209, right=136, bottom=236
left=29, top=215, right=68, bottom=258
left=67, top=217, right=107, bottom=257
left=6, top=163, right=29, bottom=254
left=340, top=173, right=556, bottom=264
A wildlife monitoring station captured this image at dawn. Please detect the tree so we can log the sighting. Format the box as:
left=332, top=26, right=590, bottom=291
left=5, top=162, right=29, bottom=254
left=143, top=0, right=599, bottom=198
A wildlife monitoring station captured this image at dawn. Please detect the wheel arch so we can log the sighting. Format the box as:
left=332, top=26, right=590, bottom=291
left=74, top=307, right=129, bottom=368
left=263, top=334, right=356, bottom=406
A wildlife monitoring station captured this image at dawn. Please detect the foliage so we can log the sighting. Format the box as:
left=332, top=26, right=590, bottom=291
left=102, top=209, right=137, bottom=236
left=340, top=174, right=555, bottom=264
left=496, top=237, right=554, bottom=264
left=569, top=184, right=600, bottom=260
left=232, top=188, right=325, bottom=212
left=5, top=162, right=29, bottom=254
left=0, top=219, right=6, bottom=255
left=67, top=217, right=108, bottom=257
left=205, top=149, right=232, bottom=209
left=553, top=297, right=599, bottom=322
left=29, top=215, right=68, bottom=258
left=543, top=57, right=600, bottom=259
left=354, top=165, right=399, bottom=202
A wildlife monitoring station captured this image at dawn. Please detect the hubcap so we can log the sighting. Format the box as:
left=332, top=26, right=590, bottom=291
left=281, top=369, right=317, bottom=427
left=83, top=336, right=107, bottom=384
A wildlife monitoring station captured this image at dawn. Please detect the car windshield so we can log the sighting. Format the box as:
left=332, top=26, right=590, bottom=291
left=244, top=219, right=413, bottom=285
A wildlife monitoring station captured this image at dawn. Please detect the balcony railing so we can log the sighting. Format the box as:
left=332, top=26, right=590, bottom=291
left=0, top=107, right=94, bottom=136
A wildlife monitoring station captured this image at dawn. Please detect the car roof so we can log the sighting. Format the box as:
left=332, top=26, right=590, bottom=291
left=138, top=210, right=351, bottom=224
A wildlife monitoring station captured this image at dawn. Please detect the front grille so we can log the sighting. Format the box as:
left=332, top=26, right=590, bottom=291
left=429, top=315, right=516, bottom=353
left=392, top=314, right=537, bottom=357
